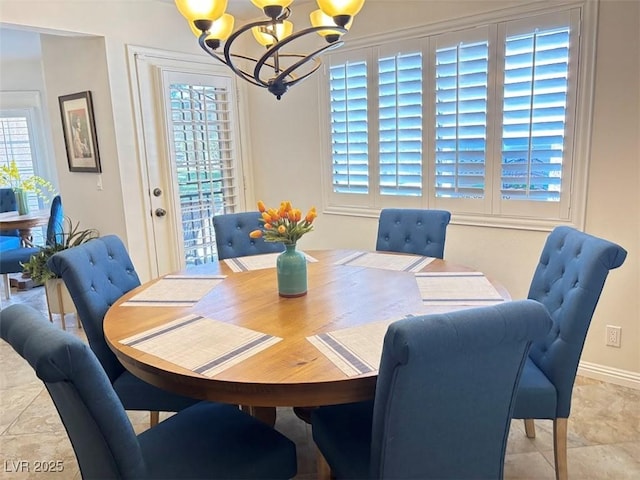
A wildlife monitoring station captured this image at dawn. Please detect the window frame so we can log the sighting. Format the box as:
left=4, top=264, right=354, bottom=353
left=319, top=0, right=596, bottom=231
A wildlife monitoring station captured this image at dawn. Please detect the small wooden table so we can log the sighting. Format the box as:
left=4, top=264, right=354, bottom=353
left=0, top=209, right=49, bottom=247
left=104, top=250, right=510, bottom=421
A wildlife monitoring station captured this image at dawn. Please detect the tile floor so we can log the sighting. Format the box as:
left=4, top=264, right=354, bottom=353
left=0, top=284, right=639, bottom=479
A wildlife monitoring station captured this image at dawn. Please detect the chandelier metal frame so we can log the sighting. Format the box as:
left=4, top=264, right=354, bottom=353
left=191, top=6, right=351, bottom=100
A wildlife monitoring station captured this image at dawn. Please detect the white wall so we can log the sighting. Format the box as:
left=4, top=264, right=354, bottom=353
left=0, top=0, right=637, bottom=382
left=246, top=1, right=640, bottom=382
left=0, top=0, right=205, bottom=280
left=39, top=34, right=127, bottom=241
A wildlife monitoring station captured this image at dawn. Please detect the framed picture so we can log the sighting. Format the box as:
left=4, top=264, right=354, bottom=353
left=58, top=91, right=101, bottom=173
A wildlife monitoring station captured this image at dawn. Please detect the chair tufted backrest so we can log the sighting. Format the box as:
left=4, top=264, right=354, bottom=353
left=527, top=226, right=627, bottom=417
left=0, top=188, right=19, bottom=237
left=47, top=235, right=141, bottom=382
left=213, top=211, right=285, bottom=260
left=46, top=195, right=64, bottom=245
left=0, top=304, right=146, bottom=479
left=375, top=208, right=451, bottom=258
left=370, top=300, right=552, bottom=479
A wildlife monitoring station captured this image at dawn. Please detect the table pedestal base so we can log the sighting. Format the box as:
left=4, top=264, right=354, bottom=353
left=241, top=405, right=276, bottom=427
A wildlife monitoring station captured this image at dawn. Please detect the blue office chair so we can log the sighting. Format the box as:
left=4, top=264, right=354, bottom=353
left=311, top=300, right=552, bottom=480
left=47, top=235, right=201, bottom=427
left=213, top=211, right=284, bottom=260
left=0, top=195, right=64, bottom=299
left=512, top=226, right=627, bottom=480
left=375, top=208, right=451, bottom=258
left=0, top=304, right=297, bottom=480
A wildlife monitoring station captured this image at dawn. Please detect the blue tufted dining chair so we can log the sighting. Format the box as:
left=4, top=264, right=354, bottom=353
left=47, top=235, right=201, bottom=427
left=311, top=300, right=553, bottom=479
left=213, top=211, right=284, bottom=260
left=0, top=187, right=20, bottom=249
left=375, top=208, right=451, bottom=259
left=0, top=304, right=297, bottom=480
left=512, top=226, right=627, bottom=480
left=0, top=195, right=64, bottom=299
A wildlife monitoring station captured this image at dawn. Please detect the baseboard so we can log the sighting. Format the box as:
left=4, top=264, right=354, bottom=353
left=578, top=361, right=640, bottom=390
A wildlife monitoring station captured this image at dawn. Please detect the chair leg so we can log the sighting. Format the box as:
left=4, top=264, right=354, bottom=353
left=56, top=281, right=66, bottom=330
left=2, top=273, right=10, bottom=300
left=150, top=411, right=160, bottom=427
left=316, top=446, right=333, bottom=480
left=553, top=418, right=568, bottom=480
left=524, top=418, right=536, bottom=438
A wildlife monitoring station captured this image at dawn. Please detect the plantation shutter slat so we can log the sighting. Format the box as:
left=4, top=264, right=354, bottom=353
left=330, top=61, right=369, bottom=194
left=434, top=39, right=489, bottom=199
left=378, top=50, right=423, bottom=196
left=500, top=26, right=570, bottom=202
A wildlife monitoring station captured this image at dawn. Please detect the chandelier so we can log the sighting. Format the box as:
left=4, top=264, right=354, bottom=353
left=174, top=0, right=366, bottom=99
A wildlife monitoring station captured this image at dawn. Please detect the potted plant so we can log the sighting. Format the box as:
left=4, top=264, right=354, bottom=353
left=0, top=159, right=56, bottom=214
left=22, top=218, right=98, bottom=318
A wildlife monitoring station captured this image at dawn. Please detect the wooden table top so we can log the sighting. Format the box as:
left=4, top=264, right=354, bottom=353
left=104, top=249, right=510, bottom=408
left=0, top=209, right=49, bottom=230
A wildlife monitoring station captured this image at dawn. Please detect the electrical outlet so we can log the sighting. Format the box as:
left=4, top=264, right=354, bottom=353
left=606, top=325, right=621, bottom=348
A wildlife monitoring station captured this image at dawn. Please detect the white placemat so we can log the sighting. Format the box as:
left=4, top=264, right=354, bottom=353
left=120, top=275, right=226, bottom=307
left=120, top=313, right=281, bottom=378
left=224, top=252, right=318, bottom=272
left=307, top=316, right=413, bottom=377
left=415, top=271, right=505, bottom=306
left=335, top=251, right=435, bottom=272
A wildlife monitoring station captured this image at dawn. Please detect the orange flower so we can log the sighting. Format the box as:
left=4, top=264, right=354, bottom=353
left=268, top=208, right=280, bottom=221
left=305, top=207, right=317, bottom=224
left=250, top=201, right=314, bottom=245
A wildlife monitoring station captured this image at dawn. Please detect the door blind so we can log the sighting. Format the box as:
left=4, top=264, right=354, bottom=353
left=500, top=26, right=570, bottom=202
left=434, top=40, right=489, bottom=199
left=329, top=60, right=369, bottom=194
left=170, top=83, right=236, bottom=265
left=378, top=51, right=423, bottom=197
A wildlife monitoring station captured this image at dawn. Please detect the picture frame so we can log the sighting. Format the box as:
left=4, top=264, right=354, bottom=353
left=58, top=91, right=101, bottom=173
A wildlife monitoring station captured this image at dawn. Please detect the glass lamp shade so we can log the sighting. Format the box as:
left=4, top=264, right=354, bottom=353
left=316, top=0, right=365, bottom=17
left=251, top=0, right=294, bottom=9
left=310, top=9, right=352, bottom=38
left=252, top=20, right=294, bottom=47
left=188, top=13, right=234, bottom=40
left=175, top=0, right=227, bottom=22
left=251, top=0, right=293, bottom=19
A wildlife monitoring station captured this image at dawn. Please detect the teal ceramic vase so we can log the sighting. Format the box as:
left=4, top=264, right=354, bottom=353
left=14, top=188, right=29, bottom=215
left=277, top=243, right=307, bottom=297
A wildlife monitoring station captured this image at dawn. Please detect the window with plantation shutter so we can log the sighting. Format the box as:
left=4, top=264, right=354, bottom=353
left=329, top=60, right=369, bottom=195
left=0, top=93, right=51, bottom=245
left=169, top=81, right=237, bottom=266
left=434, top=35, right=489, bottom=201
left=500, top=26, right=569, bottom=202
left=322, top=4, right=592, bottom=229
left=379, top=50, right=423, bottom=197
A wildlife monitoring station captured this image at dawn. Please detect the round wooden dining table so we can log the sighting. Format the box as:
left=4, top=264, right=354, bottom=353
left=104, top=250, right=510, bottom=421
left=0, top=209, right=50, bottom=247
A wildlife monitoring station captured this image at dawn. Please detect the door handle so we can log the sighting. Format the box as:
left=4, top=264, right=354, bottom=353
left=155, top=208, right=167, bottom=217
